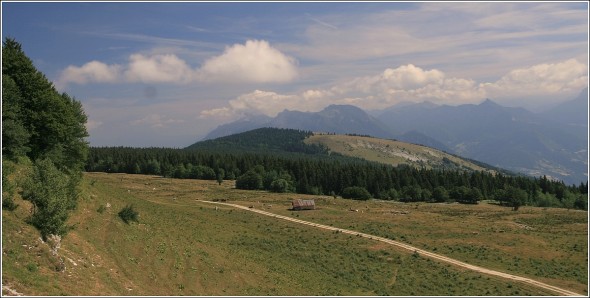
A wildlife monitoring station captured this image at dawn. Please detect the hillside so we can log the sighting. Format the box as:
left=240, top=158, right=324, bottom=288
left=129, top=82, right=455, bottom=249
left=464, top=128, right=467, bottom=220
left=2, top=172, right=587, bottom=295
left=304, top=133, right=496, bottom=174
left=189, top=127, right=498, bottom=174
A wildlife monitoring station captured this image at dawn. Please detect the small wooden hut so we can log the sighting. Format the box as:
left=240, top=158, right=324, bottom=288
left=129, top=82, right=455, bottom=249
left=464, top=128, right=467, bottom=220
left=292, top=199, right=315, bottom=210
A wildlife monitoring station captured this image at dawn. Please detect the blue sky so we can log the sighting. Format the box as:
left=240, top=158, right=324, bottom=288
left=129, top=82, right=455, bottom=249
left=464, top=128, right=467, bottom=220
left=2, top=1, right=588, bottom=147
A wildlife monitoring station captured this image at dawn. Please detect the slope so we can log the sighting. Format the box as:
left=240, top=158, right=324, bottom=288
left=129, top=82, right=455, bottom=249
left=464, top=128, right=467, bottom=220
left=2, top=172, right=586, bottom=295
left=304, top=133, right=497, bottom=174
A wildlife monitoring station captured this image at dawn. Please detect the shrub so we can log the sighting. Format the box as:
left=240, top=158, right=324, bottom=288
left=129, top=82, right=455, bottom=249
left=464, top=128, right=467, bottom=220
left=270, top=178, right=291, bottom=193
left=21, top=158, right=76, bottom=239
left=341, top=186, right=371, bottom=200
left=97, top=205, right=106, bottom=214
left=118, top=204, right=139, bottom=224
left=2, top=195, right=19, bottom=211
left=236, top=170, right=263, bottom=190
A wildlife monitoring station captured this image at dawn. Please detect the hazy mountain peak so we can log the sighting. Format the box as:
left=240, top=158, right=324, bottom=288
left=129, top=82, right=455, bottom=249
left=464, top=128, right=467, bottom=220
left=479, top=98, right=501, bottom=108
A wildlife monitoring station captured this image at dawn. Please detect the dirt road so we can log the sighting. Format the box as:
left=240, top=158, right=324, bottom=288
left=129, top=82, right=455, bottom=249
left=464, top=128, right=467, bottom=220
left=200, top=200, right=583, bottom=296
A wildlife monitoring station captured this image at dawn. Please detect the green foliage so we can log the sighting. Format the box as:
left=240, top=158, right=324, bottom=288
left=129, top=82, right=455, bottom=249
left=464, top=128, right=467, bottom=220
left=2, top=38, right=89, bottom=172
left=2, top=75, right=31, bottom=158
left=186, top=127, right=328, bottom=155
left=21, top=159, right=76, bottom=239
left=118, top=204, right=139, bottom=224
left=85, top=128, right=587, bottom=211
left=341, top=186, right=371, bottom=200
left=2, top=38, right=89, bottom=239
left=2, top=160, right=19, bottom=211
left=499, top=186, right=528, bottom=211
left=189, top=165, right=216, bottom=179
left=236, top=170, right=263, bottom=190
left=401, top=185, right=422, bottom=202
left=270, top=179, right=292, bottom=193
left=433, top=186, right=450, bottom=202
left=451, top=186, right=479, bottom=204
left=97, top=205, right=107, bottom=214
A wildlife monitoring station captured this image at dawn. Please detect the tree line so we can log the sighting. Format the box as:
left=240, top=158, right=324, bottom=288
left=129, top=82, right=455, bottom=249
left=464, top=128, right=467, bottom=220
left=2, top=38, right=89, bottom=239
left=86, top=145, right=588, bottom=211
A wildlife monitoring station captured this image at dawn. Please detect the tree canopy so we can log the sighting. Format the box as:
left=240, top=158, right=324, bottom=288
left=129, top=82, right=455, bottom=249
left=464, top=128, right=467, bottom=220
left=2, top=38, right=89, bottom=238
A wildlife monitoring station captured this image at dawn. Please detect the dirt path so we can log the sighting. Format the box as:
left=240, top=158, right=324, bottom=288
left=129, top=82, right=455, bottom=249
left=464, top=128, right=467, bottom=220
left=2, top=285, right=24, bottom=296
left=199, top=200, right=583, bottom=296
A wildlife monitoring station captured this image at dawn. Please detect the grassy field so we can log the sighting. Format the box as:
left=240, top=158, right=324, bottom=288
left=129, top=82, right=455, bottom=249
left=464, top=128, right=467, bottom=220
left=2, top=172, right=587, bottom=296
left=305, top=134, right=494, bottom=172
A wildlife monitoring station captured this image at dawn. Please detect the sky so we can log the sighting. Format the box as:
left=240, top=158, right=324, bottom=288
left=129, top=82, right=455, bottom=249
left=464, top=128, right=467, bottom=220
left=2, top=1, right=588, bottom=147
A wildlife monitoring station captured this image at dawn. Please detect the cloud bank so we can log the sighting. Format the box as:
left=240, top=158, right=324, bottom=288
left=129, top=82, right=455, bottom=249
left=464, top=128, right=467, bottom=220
left=200, top=59, right=588, bottom=119
left=57, top=40, right=297, bottom=87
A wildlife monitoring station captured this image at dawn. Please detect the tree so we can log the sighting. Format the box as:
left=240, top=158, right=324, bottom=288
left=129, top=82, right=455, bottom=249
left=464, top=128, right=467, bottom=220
left=505, top=186, right=528, bottom=211
left=2, top=75, right=30, bottom=158
left=270, top=179, right=291, bottom=193
left=236, top=170, right=263, bottom=190
left=432, top=186, right=450, bottom=203
left=3, top=38, right=88, bottom=173
left=452, top=186, right=478, bottom=204
left=341, top=186, right=371, bottom=200
left=3, top=38, right=89, bottom=240
left=21, top=159, right=76, bottom=239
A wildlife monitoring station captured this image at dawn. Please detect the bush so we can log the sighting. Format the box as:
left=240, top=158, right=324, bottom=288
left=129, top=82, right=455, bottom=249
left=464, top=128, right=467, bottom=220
left=270, top=178, right=291, bottom=193
left=97, top=205, right=106, bottom=214
left=21, top=158, right=76, bottom=239
left=118, top=204, right=139, bottom=224
left=236, top=170, right=263, bottom=190
left=341, top=186, right=371, bottom=200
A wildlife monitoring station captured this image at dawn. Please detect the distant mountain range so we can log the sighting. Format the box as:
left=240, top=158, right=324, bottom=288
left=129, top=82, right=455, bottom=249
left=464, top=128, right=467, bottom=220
left=198, top=88, right=588, bottom=184
left=203, top=104, right=394, bottom=140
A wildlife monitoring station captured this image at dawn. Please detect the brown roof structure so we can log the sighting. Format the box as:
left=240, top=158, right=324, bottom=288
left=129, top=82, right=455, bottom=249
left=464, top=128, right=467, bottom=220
left=292, top=199, right=315, bottom=210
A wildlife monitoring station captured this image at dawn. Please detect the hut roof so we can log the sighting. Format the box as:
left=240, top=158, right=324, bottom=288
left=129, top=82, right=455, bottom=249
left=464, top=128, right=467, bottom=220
left=292, top=199, right=315, bottom=208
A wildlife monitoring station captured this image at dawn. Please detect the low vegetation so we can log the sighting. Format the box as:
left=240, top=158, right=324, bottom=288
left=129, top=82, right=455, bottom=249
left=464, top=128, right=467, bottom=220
left=3, top=172, right=586, bottom=295
left=118, top=204, right=139, bottom=224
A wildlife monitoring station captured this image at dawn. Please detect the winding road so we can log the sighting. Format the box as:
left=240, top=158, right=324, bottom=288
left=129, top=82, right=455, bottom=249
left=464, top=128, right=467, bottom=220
left=199, top=200, right=583, bottom=296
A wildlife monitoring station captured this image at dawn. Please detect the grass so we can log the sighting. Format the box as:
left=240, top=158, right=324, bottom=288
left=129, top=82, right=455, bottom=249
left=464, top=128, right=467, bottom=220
left=2, top=172, right=586, bottom=295
left=304, top=134, right=494, bottom=172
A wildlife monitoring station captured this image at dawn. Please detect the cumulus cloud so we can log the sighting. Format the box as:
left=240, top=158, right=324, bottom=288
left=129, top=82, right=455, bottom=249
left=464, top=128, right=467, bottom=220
left=198, top=40, right=298, bottom=83
left=125, top=54, right=194, bottom=83
left=200, top=59, right=588, bottom=119
left=57, top=40, right=297, bottom=87
left=57, top=61, right=121, bottom=87
left=482, top=59, right=588, bottom=99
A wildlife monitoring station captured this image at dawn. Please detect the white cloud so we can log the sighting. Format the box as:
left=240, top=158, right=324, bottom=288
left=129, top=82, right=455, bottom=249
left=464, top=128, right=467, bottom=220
left=124, top=54, right=195, bottom=83
left=57, top=39, right=297, bottom=87
left=200, top=59, right=588, bottom=119
left=482, top=59, right=588, bottom=99
left=57, top=61, right=121, bottom=88
left=198, top=40, right=298, bottom=83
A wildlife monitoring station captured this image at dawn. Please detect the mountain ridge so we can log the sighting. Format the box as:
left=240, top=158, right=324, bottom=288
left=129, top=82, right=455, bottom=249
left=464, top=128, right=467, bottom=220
left=199, top=90, right=588, bottom=184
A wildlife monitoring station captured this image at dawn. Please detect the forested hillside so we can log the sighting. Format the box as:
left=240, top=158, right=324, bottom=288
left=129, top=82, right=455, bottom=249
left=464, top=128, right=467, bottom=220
left=187, top=127, right=328, bottom=155
left=86, top=128, right=587, bottom=210
left=2, top=38, right=89, bottom=239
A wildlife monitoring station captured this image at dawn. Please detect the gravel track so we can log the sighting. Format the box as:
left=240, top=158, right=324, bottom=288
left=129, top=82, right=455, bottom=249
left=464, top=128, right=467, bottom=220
left=200, top=200, right=583, bottom=296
